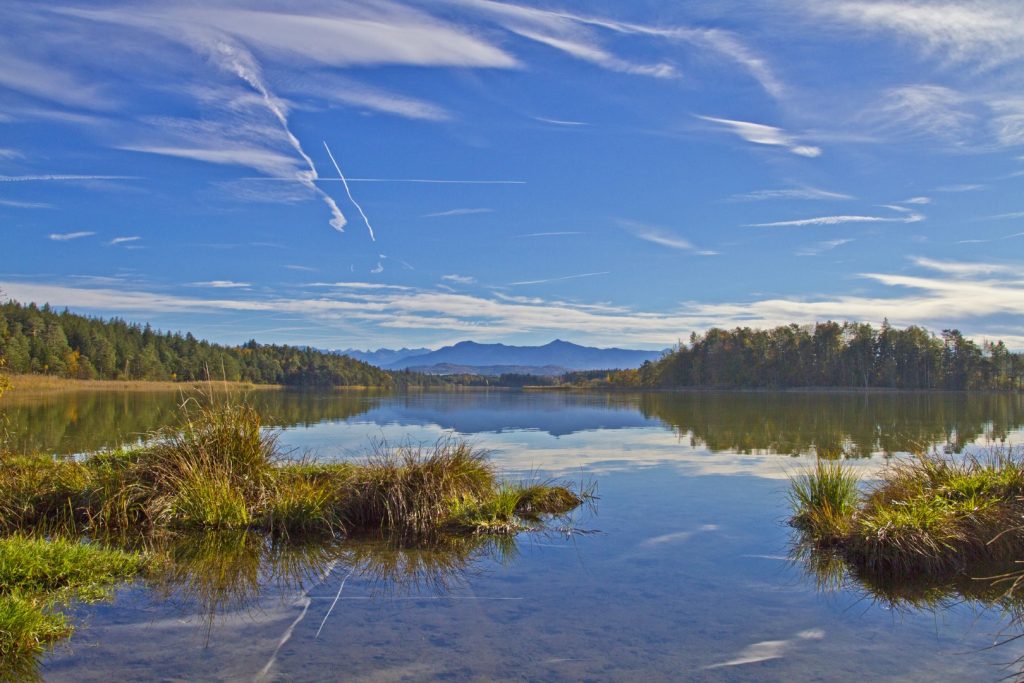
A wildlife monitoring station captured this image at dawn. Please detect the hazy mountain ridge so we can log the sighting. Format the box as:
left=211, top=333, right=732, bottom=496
left=334, top=347, right=430, bottom=366
left=382, top=340, right=664, bottom=372
left=404, top=363, right=571, bottom=377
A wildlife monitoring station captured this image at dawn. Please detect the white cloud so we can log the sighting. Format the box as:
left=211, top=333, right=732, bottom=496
left=624, top=220, right=718, bottom=255
left=422, top=208, right=493, bottom=218
left=815, top=1, right=1024, bottom=69
left=934, top=183, right=984, bottom=192
left=456, top=1, right=785, bottom=97
left=796, top=238, right=853, bottom=256
left=109, top=236, right=140, bottom=245
left=441, top=274, right=476, bottom=284
left=189, top=280, right=251, bottom=289
left=877, top=85, right=977, bottom=143
left=902, top=196, right=931, bottom=204
left=63, top=4, right=519, bottom=70
left=284, top=75, right=452, bottom=121
left=748, top=213, right=924, bottom=227
left=732, top=187, right=854, bottom=201
left=48, top=231, right=95, bottom=241
left=533, top=117, right=588, bottom=126
left=0, top=175, right=138, bottom=182
left=0, top=199, right=52, bottom=209
left=511, top=29, right=676, bottom=78
left=697, top=116, right=821, bottom=157
left=3, top=256, right=1023, bottom=347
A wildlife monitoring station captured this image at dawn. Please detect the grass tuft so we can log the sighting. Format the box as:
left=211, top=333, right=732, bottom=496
left=789, top=447, right=1024, bottom=579
left=788, top=460, right=860, bottom=543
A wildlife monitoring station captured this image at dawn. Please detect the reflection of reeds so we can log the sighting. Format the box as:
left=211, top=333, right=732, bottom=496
left=144, top=531, right=342, bottom=640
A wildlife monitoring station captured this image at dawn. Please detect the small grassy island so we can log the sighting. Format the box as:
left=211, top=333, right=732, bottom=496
left=0, top=393, right=587, bottom=675
left=789, top=448, right=1024, bottom=578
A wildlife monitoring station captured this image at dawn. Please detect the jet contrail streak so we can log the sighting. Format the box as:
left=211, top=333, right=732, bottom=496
left=0, top=175, right=138, bottom=182
left=323, top=141, right=376, bottom=241
left=213, top=40, right=347, bottom=232
left=240, top=177, right=526, bottom=184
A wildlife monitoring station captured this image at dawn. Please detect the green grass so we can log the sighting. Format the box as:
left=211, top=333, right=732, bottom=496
left=0, top=402, right=586, bottom=541
left=788, top=460, right=860, bottom=543
left=789, top=447, right=1024, bottom=578
left=0, top=536, right=146, bottom=667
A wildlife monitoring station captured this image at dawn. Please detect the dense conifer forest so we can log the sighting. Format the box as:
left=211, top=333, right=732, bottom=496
left=2, top=301, right=1021, bottom=391
left=570, top=322, right=1023, bottom=390
left=0, top=301, right=392, bottom=387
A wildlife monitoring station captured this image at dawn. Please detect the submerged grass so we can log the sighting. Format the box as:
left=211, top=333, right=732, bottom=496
left=0, top=536, right=145, bottom=670
left=789, top=447, right=1024, bottom=579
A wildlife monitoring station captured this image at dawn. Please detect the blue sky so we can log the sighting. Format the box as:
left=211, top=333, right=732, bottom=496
left=2, top=0, right=1023, bottom=350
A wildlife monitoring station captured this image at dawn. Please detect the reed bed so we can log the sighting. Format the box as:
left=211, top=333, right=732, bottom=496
left=0, top=399, right=589, bottom=671
left=789, top=446, right=1024, bottom=578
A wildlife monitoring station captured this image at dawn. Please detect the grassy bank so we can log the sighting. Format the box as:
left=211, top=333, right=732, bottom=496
left=0, top=402, right=585, bottom=539
left=0, top=398, right=587, bottom=669
left=789, top=448, right=1024, bottom=577
left=0, top=373, right=278, bottom=397
left=0, top=536, right=145, bottom=675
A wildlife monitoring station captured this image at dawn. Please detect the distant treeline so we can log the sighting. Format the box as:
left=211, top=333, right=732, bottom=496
left=0, top=301, right=392, bottom=387
left=570, top=323, right=1023, bottom=391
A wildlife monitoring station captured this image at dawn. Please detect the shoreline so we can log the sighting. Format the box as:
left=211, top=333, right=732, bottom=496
left=0, top=373, right=281, bottom=396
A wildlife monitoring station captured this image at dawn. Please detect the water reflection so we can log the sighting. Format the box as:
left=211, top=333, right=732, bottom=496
left=792, top=541, right=1024, bottom=680
left=640, top=391, right=1024, bottom=456
left=4, top=388, right=1023, bottom=458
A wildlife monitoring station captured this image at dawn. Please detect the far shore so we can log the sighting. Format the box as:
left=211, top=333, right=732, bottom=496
left=0, top=373, right=281, bottom=397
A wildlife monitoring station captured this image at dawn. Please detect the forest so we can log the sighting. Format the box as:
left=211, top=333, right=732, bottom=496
left=2, top=302, right=1022, bottom=392
left=0, top=301, right=392, bottom=387
left=573, top=322, right=1023, bottom=391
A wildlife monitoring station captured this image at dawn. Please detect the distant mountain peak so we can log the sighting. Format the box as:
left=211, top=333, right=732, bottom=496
left=382, top=340, right=662, bottom=372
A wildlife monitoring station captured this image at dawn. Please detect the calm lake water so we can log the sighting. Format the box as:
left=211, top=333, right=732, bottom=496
left=6, top=389, right=1024, bottom=681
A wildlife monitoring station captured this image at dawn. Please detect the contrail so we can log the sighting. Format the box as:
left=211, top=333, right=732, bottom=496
left=0, top=175, right=138, bottom=182
left=240, top=177, right=526, bottom=184
left=211, top=40, right=347, bottom=233
left=323, top=141, right=376, bottom=241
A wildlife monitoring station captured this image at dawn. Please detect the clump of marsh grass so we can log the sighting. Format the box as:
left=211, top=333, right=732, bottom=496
left=338, top=438, right=496, bottom=539
left=788, top=460, right=860, bottom=544
left=789, top=446, right=1024, bottom=579
left=0, top=403, right=587, bottom=541
left=448, top=481, right=587, bottom=535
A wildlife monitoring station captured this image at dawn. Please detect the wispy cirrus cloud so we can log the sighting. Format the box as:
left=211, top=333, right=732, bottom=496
left=731, top=187, right=854, bottom=201
left=813, top=1, right=1024, bottom=69
left=456, top=0, right=786, bottom=97
left=48, top=231, right=95, bottom=241
left=188, top=280, right=251, bottom=289
left=0, top=199, right=53, bottom=209
left=513, top=231, right=582, bottom=238
left=0, top=175, right=138, bottom=182
left=796, top=238, right=853, bottom=256
left=422, top=208, right=493, bottom=218
left=4, top=257, right=1023, bottom=347
left=108, top=236, right=139, bottom=245
left=748, top=213, right=924, bottom=227
left=622, top=220, right=717, bottom=255
left=697, top=116, right=821, bottom=157
left=441, top=274, right=476, bottom=284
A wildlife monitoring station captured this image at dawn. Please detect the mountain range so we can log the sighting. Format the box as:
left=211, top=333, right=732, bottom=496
left=337, top=340, right=664, bottom=376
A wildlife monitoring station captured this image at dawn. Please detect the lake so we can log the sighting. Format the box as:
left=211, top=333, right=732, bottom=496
left=6, top=389, right=1024, bottom=681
